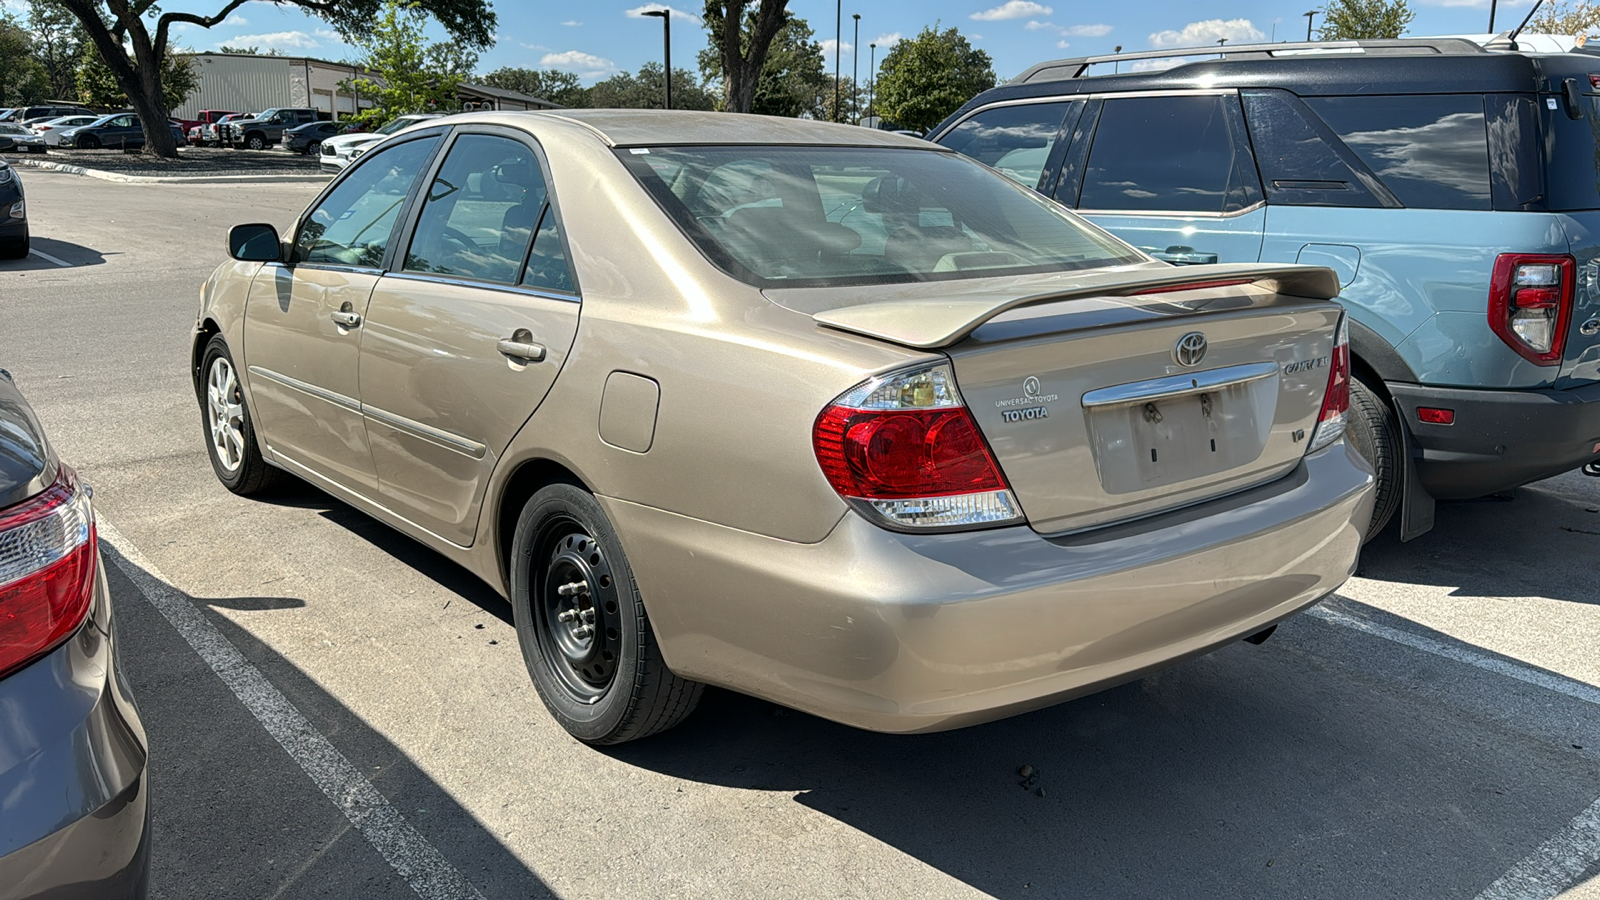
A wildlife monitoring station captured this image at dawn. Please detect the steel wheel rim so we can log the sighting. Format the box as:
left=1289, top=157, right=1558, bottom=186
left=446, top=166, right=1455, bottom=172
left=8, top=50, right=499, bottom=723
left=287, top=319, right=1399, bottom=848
left=534, top=518, right=621, bottom=703
left=206, top=357, right=246, bottom=473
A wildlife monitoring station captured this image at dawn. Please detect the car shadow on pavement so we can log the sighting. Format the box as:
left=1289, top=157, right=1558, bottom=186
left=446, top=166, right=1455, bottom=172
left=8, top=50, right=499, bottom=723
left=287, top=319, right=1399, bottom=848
left=609, top=609, right=1600, bottom=900
left=0, top=236, right=109, bottom=270
left=1358, top=471, right=1600, bottom=605
left=103, top=556, right=555, bottom=900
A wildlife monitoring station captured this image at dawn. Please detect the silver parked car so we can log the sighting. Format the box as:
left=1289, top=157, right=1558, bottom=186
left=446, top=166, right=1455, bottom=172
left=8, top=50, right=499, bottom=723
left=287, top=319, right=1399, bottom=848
left=194, top=111, right=1373, bottom=744
left=0, top=368, right=150, bottom=897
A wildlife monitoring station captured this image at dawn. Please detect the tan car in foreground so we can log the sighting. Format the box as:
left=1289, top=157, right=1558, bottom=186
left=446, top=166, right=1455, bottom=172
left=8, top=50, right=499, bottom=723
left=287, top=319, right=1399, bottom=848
left=193, top=110, right=1374, bottom=744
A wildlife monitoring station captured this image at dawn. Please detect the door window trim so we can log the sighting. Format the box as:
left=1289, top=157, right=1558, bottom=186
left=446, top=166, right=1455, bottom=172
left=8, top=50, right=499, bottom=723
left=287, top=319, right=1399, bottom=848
left=387, top=123, right=582, bottom=299
left=289, top=127, right=449, bottom=273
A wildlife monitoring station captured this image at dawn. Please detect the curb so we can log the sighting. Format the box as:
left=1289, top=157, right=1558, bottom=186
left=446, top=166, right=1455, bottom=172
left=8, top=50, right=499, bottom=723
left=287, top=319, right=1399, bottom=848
left=11, top=156, right=331, bottom=185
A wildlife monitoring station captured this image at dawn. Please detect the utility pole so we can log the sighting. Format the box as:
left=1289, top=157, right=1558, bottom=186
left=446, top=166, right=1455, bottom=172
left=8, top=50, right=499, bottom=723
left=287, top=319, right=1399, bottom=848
left=834, top=0, right=842, bottom=123
left=1305, top=9, right=1318, bottom=41
left=1490, top=0, right=1498, bottom=32
left=852, top=14, right=861, bottom=125
left=641, top=9, right=672, bottom=110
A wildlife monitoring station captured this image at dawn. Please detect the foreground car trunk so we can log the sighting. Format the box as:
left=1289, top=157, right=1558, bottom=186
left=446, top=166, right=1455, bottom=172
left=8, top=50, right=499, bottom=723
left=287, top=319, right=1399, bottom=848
left=773, top=263, right=1343, bottom=535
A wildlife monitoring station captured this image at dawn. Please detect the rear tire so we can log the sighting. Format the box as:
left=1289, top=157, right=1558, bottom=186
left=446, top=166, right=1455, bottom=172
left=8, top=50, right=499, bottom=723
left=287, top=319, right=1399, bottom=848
left=1347, top=375, right=1402, bottom=540
left=199, top=336, right=282, bottom=496
left=510, top=483, right=702, bottom=744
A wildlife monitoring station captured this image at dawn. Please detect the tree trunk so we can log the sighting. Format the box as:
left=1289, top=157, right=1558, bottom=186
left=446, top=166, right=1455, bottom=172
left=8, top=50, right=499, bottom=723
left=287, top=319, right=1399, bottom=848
left=61, top=0, right=180, bottom=159
left=718, top=0, right=788, bottom=113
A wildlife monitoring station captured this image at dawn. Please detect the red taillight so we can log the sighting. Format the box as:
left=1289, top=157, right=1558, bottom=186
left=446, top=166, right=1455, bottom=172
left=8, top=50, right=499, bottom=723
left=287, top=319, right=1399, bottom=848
left=0, top=465, right=96, bottom=680
left=1488, top=254, right=1575, bottom=366
left=1309, top=315, right=1350, bottom=453
left=813, top=364, right=1022, bottom=529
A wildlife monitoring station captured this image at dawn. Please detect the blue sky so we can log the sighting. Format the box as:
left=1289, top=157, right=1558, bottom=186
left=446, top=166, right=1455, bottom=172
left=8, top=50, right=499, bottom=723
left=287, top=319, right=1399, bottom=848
left=5, top=0, right=1545, bottom=84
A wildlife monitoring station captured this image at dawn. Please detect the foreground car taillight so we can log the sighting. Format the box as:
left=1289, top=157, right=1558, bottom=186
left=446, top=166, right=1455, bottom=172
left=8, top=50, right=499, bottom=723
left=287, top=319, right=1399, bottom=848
left=814, top=363, right=1024, bottom=530
left=0, top=465, right=96, bottom=680
left=1489, top=254, right=1575, bottom=365
left=1308, top=315, right=1351, bottom=453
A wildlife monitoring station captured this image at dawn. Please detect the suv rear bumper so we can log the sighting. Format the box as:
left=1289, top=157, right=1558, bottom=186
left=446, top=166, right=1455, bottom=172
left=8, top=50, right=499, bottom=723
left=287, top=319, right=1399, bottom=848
left=1389, top=380, right=1600, bottom=498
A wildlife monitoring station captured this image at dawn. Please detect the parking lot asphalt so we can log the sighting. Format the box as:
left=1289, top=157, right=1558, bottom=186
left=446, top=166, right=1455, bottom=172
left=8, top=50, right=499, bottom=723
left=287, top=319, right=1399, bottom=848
left=2, top=167, right=1598, bottom=899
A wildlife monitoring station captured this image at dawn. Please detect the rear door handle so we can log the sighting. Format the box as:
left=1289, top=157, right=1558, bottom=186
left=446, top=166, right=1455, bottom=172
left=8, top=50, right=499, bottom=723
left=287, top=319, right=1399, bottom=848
left=330, top=310, right=362, bottom=327
left=497, top=338, right=546, bottom=362
left=1148, top=245, right=1219, bottom=266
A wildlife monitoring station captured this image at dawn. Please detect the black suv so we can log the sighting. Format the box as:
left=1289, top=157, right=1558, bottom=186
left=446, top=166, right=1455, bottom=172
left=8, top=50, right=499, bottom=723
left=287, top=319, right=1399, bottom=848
left=932, top=37, right=1600, bottom=541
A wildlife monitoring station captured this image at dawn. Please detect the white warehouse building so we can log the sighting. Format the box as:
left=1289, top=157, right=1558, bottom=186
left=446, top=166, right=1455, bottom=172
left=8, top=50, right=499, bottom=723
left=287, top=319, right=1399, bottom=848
left=172, top=52, right=556, bottom=121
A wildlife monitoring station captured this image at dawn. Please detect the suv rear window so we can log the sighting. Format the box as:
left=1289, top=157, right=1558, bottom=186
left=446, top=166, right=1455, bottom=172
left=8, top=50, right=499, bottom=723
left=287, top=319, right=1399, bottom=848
left=1304, top=94, right=1492, bottom=210
left=618, top=145, right=1142, bottom=288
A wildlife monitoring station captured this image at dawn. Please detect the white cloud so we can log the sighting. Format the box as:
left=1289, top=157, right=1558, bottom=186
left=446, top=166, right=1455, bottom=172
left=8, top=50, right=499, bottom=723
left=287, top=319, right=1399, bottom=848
left=1148, top=19, right=1264, bottom=48
left=227, top=30, right=321, bottom=49
left=1057, top=40, right=1071, bottom=49
left=1064, top=23, right=1113, bottom=37
left=540, top=50, right=620, bottom=78
left=224, top=14, right=248, bottom=25
left=561, top=20, right=582, bottom=26
left=820, top=39, right=854, bottom=55
left=1025, top=20, right=1057, bottom=31
left=872, top=32, right=903, bottom=47
left=626, top=4, right=697, bottom=22
left=971, top=1, right=1052, bottom=22
left=312, top=28, right=346, bottom=42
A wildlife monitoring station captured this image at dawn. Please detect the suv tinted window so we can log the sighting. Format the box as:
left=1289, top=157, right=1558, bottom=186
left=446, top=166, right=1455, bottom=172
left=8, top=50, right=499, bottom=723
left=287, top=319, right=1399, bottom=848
left=405, top=134, right=546, bottom=284
left=1543, top=94, right=1600, bottom=211
left=296, top=135, right=438, bottom=268
left=1305, top=95, right=1491, bottom=211
left=937, top=102, right=1073, bottom=189
left=1241, top=89, right=1390, bottom=209
left=1078, top=95, right=1259, bottom=213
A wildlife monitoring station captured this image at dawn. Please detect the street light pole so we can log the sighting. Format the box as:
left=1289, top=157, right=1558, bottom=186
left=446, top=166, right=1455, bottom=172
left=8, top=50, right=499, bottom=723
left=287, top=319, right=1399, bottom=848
left=868, top=43, right=876, bottom=123
left=834, top=0, right=842, bottom=123
left=1489, top=0, right=1498, bottom=32
left=1304, top=9, right=1318, bottom=41
left=1113, top=44, right=1121, bottom=74
left=641, top=9, right=672, bottom=109
left=852, top=14, right=860, bottom=125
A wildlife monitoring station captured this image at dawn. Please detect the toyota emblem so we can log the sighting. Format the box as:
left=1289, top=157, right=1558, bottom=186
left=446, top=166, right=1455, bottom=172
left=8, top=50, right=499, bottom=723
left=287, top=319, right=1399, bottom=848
left=1174, top=332, right=1207, bottom=367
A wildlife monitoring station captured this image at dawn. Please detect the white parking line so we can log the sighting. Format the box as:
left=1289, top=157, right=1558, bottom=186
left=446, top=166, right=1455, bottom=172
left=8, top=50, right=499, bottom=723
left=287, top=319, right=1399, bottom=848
left=27, top=247, right=71, bottom=267
left=98, top=520, right=486, bottom=900
left=1310, top=603, right=1600, bottom=900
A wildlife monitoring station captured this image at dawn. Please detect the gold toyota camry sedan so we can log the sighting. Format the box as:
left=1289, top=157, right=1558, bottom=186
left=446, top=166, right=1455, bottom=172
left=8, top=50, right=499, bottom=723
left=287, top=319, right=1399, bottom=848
left=192, top=110, right=1374, bottom=744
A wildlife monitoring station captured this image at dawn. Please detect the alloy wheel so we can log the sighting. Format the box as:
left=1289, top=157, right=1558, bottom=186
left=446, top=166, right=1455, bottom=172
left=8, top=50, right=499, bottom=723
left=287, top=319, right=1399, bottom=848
left=206, top=357, right=246, bottom=473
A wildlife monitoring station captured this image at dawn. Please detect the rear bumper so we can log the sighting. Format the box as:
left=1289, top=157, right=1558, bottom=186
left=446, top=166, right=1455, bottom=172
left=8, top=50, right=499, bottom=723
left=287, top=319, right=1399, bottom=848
left=1389, top=380, right=1600, bottom=498
left=0, top=558, right=150, bottom=900
left=605, top=441, right=1373, bottom=733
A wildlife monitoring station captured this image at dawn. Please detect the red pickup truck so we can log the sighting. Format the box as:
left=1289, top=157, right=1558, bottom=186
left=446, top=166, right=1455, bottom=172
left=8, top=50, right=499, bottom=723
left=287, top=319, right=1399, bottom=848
left=184, top=110, right=238, bottom=146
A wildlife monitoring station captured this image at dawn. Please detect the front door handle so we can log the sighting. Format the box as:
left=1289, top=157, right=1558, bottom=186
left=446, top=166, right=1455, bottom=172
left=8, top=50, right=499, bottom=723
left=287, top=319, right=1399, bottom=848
left=1148, top=245, right=1219, bottom=266
left=497, top=337, right=546, bottom=363
left=330, top=310, right=362, bottom=327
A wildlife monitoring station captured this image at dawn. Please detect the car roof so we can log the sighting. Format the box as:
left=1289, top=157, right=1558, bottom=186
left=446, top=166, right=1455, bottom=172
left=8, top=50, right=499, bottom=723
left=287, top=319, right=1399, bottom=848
left=426, top=109, right=942, bottom=150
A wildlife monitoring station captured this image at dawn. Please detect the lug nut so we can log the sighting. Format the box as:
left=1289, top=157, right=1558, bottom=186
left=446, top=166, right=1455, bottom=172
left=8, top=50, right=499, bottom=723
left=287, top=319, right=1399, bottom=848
left=558, top=581, right=589, bottom=597
left=557, top=609, right=577, bottom=623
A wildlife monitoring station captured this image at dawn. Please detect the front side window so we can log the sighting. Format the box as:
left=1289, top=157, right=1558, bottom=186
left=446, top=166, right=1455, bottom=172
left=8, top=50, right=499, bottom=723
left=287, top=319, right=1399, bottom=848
left=295, top=135, right=438, bottom=268
left=619, top=145, right=1142, bottom=288
left=404, top=134, right=547, bottom=284
left=1305, top=94, right=1491, bottom=211
left=937, top=101, right=1073, bottom=189
left=1079, top=95, right=1257, bottom=214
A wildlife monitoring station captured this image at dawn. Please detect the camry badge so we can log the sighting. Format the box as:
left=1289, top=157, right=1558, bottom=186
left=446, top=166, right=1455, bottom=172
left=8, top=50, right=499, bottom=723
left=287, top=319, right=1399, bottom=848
left=1174, top=332, right=1207, bottom=367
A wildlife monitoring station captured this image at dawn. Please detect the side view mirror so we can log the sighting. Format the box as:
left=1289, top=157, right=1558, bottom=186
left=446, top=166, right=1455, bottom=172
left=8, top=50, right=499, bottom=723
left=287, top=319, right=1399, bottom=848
left=228, top=223, right=282, bottom=262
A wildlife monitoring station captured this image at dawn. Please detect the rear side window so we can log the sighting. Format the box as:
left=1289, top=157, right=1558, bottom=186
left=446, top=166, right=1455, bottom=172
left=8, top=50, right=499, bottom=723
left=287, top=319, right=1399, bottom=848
left=1305, top=95, right=1491, bottom=211
left=937, top=102, right=1074, bottom=189
left=405, top=134, right=547, bottom=284
left=1078, top=95, right=1260, bottom=214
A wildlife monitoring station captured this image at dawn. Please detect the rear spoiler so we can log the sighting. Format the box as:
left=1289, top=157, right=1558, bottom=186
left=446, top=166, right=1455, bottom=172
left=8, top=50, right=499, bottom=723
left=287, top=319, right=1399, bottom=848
left=812, top=264, right=1340, bottom=349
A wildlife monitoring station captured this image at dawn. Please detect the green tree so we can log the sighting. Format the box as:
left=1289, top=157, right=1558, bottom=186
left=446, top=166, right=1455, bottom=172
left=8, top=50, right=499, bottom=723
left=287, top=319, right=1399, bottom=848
left=699, top=11, right=827, bottom=117
left=1530, top=1, right=1600, bottom=35
left=480, top=67, right=589, bottom=107
left=874, top=24, right=994, bottom=133
left=0, top=15, right=50, bottom=106
left=342, top=0, right=479, bottom=127
left=27, top=0, right=86, bottom=101
left=589, top=63, right=716, bottom=110
left=1317, top=0, right=1415, bottom=40
left=53, top=0, right=494, bottom=159
left=701, top=0, right=791, bottom=113
left=77, top=46, right=198, bottom=110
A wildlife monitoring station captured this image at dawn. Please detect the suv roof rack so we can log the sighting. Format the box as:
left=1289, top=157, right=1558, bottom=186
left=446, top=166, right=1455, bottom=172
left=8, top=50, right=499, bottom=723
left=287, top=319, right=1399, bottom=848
left=1010, top=38, right=1490, bottom=85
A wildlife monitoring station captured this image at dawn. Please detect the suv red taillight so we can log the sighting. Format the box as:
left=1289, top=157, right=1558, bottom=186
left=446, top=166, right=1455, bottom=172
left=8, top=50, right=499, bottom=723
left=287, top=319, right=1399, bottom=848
left=1308, top=315, right=1350, bottom=453
left=0, top=465, right=96, bottom=680
left=1489, top=254, right=1575, bottom=366
left=813, top=363, right=1024, bottom=530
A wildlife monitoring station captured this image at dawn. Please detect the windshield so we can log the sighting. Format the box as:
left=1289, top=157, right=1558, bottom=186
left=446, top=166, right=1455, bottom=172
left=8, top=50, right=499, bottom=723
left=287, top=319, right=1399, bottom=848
left=377, top=117, right=418, bottom=135
left=0, top=125, right=26, bottom=135
left=618, top=145, right=1142, bottom=288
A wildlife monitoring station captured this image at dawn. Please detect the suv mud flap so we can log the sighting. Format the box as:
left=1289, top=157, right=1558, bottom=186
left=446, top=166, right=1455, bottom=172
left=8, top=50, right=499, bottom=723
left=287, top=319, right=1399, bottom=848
left=1398, top=413, right=1435, bottom=542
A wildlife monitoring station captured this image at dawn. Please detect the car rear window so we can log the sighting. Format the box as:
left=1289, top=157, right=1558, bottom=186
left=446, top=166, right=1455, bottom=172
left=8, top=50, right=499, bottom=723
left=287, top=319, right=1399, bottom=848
left=617, top=145, right=1142, bottom=288
left=1304, top=94, right=1492, bottom=211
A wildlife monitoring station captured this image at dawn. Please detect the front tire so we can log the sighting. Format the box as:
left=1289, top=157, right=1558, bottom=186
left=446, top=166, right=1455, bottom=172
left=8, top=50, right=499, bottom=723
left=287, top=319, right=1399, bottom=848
left=199, top=336, right=281, bottom=495
left=510, top=483, right=702, bottom=744
left=78, top=135, right=99, bottom=150
left=1347, top=374, right=1402, bottom=540
left=245, top=134, right=266, bottom=151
